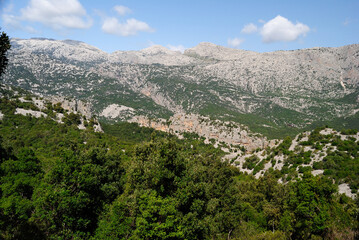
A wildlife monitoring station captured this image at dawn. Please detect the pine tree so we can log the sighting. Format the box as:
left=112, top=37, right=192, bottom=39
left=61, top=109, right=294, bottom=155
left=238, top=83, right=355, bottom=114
left=0, top=29, right=11, bottom=78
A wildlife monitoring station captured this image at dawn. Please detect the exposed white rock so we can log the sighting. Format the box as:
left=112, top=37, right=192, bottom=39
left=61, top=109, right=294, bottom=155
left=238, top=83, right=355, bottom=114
left=141, top=45, right=177, bottom=55
left=184, top=42, right=255, bottom=61
left=131, top=113, right=268, bottom=152
left=11, top=38, right=108, bottom=63
left=319, top=128, right=336, bottom=135
left=15, top=108, right=47, bottom=118
left=77, top=119, right=86, bottom=130
left=109, top=45, right=198, bottom=66
left=32, top=98, right=46, bottom=110
left=304, top=146, right=314, bottom=152
left=273, top=155, right=285, bottom=171
left=56, top=113, right=64, bottom=123
left=338, top=183, right=356, bottom=199
left=0, top=111, right=3, bottom=120
left=264, top=161, right=272, bottom=171
left=47, top=96, right=93, bottom=119
left=100, top=104, right=135, bottom=119
left=289, top=135, right=299, bottom=151
left=94, top=123, right=103, bottom=133
left=18, top=97, right=31, bottom=103
left=311, top=170, right=324, bottom=176
left=18, top=96, right=45, bottom=110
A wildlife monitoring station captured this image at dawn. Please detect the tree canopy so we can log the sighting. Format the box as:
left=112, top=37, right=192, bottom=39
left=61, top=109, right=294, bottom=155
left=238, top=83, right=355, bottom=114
left=0, top=30, right=11, bottom=78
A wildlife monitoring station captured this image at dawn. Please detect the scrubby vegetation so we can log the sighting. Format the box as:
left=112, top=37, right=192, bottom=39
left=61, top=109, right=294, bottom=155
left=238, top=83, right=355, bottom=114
left=0, top=96, right=358, bottom=239
left=239, top=125, right=359, bottom=196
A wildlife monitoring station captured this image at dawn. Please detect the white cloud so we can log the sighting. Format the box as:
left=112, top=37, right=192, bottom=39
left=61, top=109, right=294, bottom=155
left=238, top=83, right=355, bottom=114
left=167, top=44, right=186, bottom=53
left=114, top=5, right=132, bottom=16
left=2, top=12, right=39, bottom=33
left=19, top=0, right=92, bottom=30
left=241, top=23, right=258, bottom=34
left=2, top=13, right=21, bottom=28
left=260, top=15, right=310, bottom=43
left=1, top=2, right=21, bottom=30
left=227, top=38, right=244, bottom=48
left=102, top=17, right=154, bottom=36
left=2, top=0, right=91, bottom=32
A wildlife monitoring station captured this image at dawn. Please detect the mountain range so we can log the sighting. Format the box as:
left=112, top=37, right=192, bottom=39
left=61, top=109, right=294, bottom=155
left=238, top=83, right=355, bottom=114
left=2, top=38, right=359, bottom=138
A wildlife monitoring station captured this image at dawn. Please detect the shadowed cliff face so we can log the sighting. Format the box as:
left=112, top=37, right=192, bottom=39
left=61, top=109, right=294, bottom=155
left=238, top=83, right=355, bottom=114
left=3, top=38, right=359, bottom=138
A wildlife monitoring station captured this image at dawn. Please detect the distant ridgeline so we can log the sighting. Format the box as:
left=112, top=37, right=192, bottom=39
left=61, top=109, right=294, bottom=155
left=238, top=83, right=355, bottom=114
left=0, top=85, right=358, bottom=239
left=3, top=38, right=359, bottom=139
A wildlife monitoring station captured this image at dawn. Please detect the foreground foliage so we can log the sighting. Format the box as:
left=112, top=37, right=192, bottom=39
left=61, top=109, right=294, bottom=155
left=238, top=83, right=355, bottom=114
left=0, top=98, right=358, bottom=239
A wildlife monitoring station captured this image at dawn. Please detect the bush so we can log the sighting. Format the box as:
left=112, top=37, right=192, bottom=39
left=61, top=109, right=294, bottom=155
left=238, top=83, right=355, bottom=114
left=62, top=112, right=81, bottom=126
left=243, top=155, right=260, bottom=170
left=340, top=129, right=358, bottom=135
left=298, top=166, right=312, bottom=173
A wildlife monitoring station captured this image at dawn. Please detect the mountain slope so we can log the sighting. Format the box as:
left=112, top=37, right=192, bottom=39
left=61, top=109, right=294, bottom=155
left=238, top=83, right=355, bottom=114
left=231, top=126, right=359, bottom=197
left=3, top=38, right=359, bottom=138
left=0, top=88, right=358, bottom=239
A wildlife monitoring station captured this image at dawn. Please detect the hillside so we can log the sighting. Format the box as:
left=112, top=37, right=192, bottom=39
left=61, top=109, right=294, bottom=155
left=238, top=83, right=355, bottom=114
left=230, top=127, right=359, bottom=197
left=0, top=87, right=358, bottom=239
left=3, top=38, right=359, bottom=138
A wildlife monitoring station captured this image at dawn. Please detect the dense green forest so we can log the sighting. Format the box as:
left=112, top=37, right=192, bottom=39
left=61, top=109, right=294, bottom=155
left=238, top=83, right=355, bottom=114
left=0, top=92, right=358, bottom=240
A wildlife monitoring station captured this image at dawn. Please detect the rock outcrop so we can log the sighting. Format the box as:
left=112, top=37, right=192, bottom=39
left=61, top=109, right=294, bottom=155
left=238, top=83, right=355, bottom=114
left=130, top=113, right=268, bottom=152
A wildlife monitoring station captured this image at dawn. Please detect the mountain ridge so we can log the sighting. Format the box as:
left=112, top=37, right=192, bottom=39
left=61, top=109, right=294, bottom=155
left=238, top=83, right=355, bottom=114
left=3, top=38, right=359, bottom=139
left=18, top=37, right=359, bottom=55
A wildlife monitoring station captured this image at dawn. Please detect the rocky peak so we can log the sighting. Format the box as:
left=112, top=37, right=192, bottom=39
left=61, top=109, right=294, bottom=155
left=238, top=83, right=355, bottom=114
left=184, top=42, right=251, bottom=60
left=140, top=45, right=178, bottom=55
left=109, top=44, right=197, bottom=65
left=10, top=38, right=108, bottom=63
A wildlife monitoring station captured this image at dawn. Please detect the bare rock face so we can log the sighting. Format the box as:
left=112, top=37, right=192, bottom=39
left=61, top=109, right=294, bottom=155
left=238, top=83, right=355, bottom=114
left=11, top=38, right=108, bottom=63
left=100, top=104, right=135, bottom=119
left=47, top=96, right=93, bottom=120
left=15, top=108, right=47, bottom=118
left=338, top=183, right=356, bottom=199
left=130, top=113, right=268, bottom=152
left=110, top=45, right=198, bottom=66
left=184, top=42, right=254, bottom=61
left=45, top=96, right=103, bottom=132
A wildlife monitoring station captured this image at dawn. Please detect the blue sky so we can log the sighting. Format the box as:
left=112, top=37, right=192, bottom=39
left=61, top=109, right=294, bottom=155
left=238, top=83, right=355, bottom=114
left=0, top=0, right=358, bottom=53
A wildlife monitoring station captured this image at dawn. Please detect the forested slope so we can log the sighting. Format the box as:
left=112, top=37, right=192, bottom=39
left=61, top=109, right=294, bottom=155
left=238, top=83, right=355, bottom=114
left=0, top=89, right=358, bottom=239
